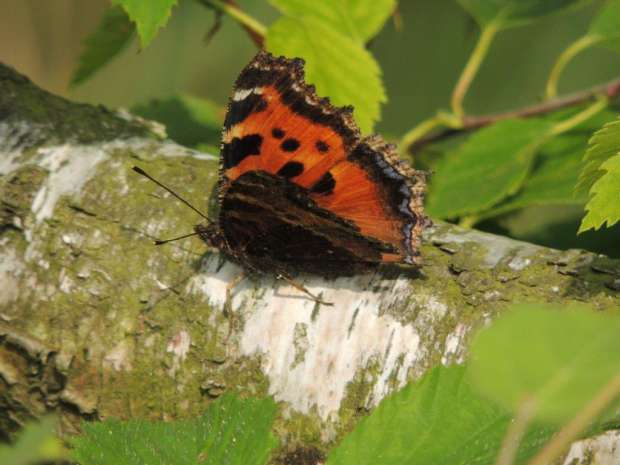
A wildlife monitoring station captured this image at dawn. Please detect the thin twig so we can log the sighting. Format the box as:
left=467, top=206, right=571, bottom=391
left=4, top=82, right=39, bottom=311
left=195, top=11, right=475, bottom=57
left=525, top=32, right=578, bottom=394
left=197, top=0, right=266, bottom=48
left=408, top=76, right=620, bottom=153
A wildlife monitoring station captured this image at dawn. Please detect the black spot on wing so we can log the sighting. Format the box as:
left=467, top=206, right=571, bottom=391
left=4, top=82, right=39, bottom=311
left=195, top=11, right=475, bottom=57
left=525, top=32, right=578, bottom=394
left=277, top=161, right=304, bottom=179
left=272, top=127, right=285, bottom=139
left=281, top=138, right=300, bottom=152
left=316, top=140, right=329, bottom=153
left=224, top=94, right=267, bottom=129
left=310, top=172, right=335, bottom=195
left=222, top=134, right=263, bottom=169
left=233, top=52, right=360, bottom=149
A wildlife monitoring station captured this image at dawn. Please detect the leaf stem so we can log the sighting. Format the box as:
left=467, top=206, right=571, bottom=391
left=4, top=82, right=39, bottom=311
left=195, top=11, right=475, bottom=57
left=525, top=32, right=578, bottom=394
left=545, top=35, right=602, bottom=99
left=527, top=370, right=620, bottom=465
left=451, top=19, right=502, bottom=119
left=197, top=0, right=267, bottom=46
left=549, top=95, right=608, bottom=137
left=400, top=113, right=460, bottom=153
left=495, top=397, right=538, bottom=465
left=458, top=215, right=479, bottom=228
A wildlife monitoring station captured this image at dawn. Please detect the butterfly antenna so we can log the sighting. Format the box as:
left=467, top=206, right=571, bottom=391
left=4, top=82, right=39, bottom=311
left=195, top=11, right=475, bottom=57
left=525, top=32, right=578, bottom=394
left=154, top=231, right=201, bottom=246
left=132, top=166, right=210, bottom=222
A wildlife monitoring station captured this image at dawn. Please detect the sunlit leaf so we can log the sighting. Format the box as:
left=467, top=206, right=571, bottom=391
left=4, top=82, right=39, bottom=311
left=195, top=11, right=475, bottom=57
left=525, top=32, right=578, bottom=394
left=427, top=118, right=553, bottom=219
left=71, top=6, right=134, bottom=86
left=579, top=153, right=620, bottom=231
left=576, top=117, right=620, bottom=195
left=327, top=365, right=555, bottom=465
left=266, top=16, right=386, bottom=133
left=71, top=393, right=279, bottom=465
left=132, top=94, right=223, bottom=148
left=469, top=303, right=620, bottom=423
left=268, top=0, right=396, bottom=42
left=457, top=0, right=585, bottom=28
left=111, top=0, right=178, bottom=47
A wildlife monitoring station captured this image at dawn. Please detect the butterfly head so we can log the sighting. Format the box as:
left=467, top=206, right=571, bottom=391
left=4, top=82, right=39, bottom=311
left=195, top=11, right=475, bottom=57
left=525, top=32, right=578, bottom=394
left=194, top=222, right=225, bottom=250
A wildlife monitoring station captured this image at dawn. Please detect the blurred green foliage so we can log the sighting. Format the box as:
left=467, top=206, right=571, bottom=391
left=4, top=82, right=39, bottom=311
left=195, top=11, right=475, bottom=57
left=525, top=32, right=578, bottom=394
left=0, top=417, right=65, bottom=465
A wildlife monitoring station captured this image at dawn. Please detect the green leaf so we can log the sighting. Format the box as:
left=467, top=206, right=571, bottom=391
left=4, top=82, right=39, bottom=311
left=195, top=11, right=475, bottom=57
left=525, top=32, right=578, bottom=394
left=579, top=153, right=620, bottom=231
left=427, top=118, right=553, bottom=219
left=71, top=6, right=135, bottom=86
left=589, top=0, right=620, bottom=52
left=266, top=17, right=385, bottom=134
left=132, top=94, right=223, bottom=148
left=457, top=0, right=585, bottom=28
left=480, top=135, right=587, bottom=218
left=327, top=365, right=555, bottom=465
left=71, top=393, right=279, bottom=465
left=576, top=117, right=620, bottom=195
left=469, top=303, right=620, bottom=424
left=478, top=109, right=616, bottom=218
left=0, top=417, right=64, bottom=465
left=111, top=0, right=178, bottom=47
left=268, top=0, right=396, bottom=42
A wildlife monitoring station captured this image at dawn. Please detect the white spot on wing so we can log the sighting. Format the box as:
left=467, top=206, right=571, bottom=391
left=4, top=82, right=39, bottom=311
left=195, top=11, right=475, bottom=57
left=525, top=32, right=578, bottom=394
left=233, top=87, right=263, bottom=101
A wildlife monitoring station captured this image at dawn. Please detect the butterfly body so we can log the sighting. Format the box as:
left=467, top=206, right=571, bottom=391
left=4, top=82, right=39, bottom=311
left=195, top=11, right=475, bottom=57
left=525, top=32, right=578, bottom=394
left=194, top=51, right=428, bottom=279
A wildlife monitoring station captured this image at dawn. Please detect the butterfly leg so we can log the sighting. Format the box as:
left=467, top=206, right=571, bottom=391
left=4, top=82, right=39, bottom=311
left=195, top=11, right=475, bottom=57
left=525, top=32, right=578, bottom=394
left=223, top=271, right=247, bottom=342
left=144, top=272, right=193, bottom=311
left=276, top=272, right=333, bottom=306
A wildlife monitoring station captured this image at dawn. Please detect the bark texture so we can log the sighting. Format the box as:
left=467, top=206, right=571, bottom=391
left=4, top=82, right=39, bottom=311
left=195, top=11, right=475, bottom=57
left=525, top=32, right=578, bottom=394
left=0, top=62, right=619, bottom=463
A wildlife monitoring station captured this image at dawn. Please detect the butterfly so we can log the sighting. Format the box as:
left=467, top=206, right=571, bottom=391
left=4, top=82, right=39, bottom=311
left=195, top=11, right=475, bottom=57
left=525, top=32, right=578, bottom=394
left=135, top=51, right=428, bottom=303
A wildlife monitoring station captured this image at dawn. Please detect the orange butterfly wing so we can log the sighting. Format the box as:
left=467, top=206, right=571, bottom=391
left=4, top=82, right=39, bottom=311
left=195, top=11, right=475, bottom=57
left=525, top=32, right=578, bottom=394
left=219, top=52, right=427, bottom=266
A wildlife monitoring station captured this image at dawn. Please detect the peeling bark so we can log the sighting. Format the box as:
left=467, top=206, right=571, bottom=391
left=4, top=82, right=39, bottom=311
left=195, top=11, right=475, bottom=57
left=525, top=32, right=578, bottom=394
left=0, top=62, right=619, bottom=463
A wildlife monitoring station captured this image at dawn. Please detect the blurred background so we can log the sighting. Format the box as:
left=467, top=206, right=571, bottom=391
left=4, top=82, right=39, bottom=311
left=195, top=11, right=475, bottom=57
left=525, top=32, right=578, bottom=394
left=1, top=0, right=619, bottom=256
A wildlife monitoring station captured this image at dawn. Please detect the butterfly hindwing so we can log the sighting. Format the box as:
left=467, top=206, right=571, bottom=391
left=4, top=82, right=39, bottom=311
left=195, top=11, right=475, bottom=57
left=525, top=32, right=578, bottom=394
left=220, top=171, right=396, bottom=276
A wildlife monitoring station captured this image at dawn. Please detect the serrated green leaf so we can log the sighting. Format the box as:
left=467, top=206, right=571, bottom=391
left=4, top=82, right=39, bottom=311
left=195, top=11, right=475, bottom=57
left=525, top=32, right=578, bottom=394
left=0, top=417, right=64, bottom=465
left=469, top=303, right=620, bottom=423
left=266, top=16, right=385, bottom=134
left=268, top=0, right=395, bottom=42
left=457, top=0, right=585, bottom=28
left=111, top=0, right=178, bottom=47
left=579, top=153, right=620, bottom=231
left=590, top=0, right=620, bottom=51
left=427, top=118, right=553, bottom=219
left=71, top=393, right=278, bottom=465
left=327, top=365, right=556, bottom=465
left=70, top=6, right=134, bottom=86
left=576, top=117, right=620, bottom=194
left=132, top=94, right=223, bottom=148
